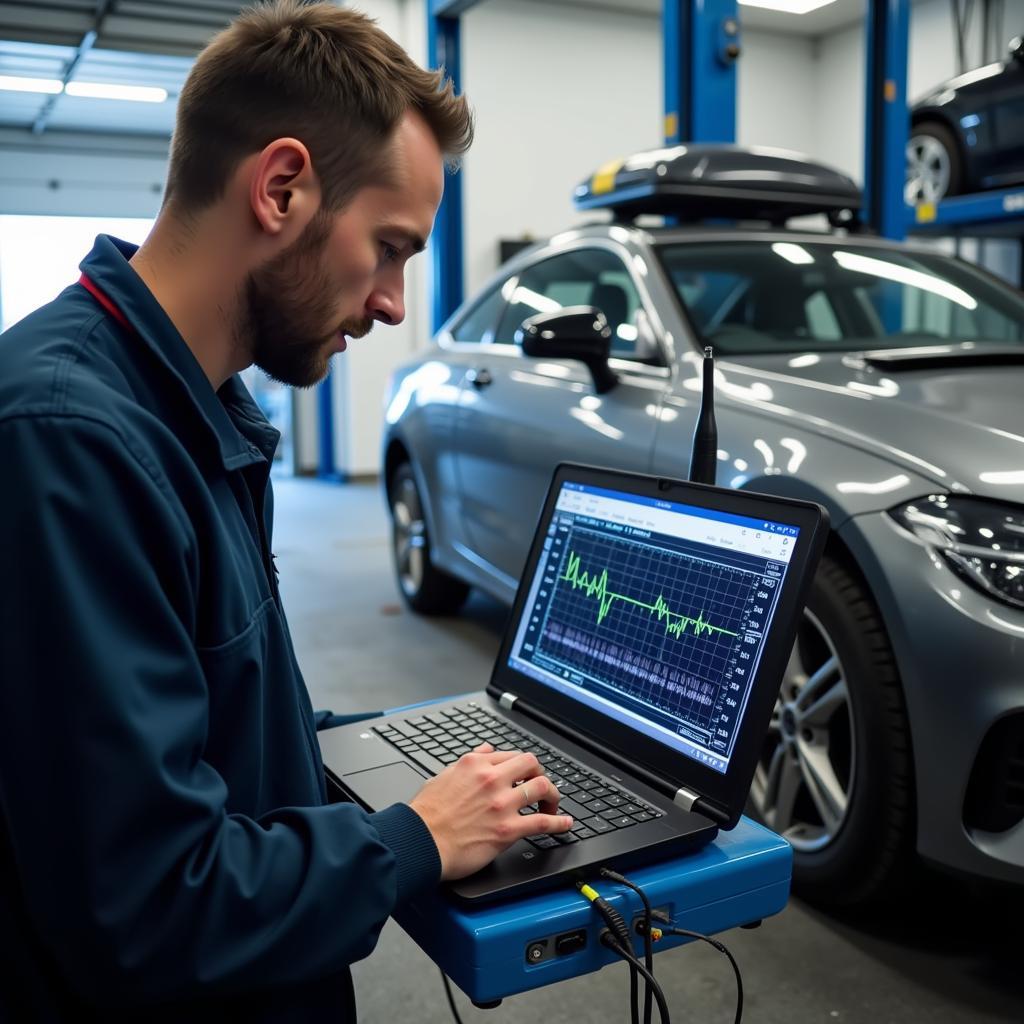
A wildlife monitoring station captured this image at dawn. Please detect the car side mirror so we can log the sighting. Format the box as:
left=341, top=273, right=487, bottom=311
left=1011, top=35, right=1024, bottom=61
left=516, top=306, right=619, bottom=393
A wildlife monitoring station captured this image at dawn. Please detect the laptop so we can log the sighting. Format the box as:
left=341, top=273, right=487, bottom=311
left=319, top=463, right=827, bottom=902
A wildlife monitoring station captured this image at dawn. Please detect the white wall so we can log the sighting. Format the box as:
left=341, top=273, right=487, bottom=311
left=461, top=0, right=820, bottom=295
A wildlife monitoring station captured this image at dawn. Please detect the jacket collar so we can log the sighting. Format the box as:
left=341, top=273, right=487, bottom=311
left=79, top=235, right=280, bottom=471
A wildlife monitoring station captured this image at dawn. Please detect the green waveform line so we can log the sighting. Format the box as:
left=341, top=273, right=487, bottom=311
left=559, top=549, right=740, bottom=641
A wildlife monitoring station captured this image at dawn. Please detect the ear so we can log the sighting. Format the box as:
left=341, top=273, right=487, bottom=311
left=249, top=138, right=321, bottom=243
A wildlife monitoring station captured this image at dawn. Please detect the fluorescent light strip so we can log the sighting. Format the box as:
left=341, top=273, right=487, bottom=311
left=0, top=75, right=63, bottom=95
left=0, top=76, right=167, bottom=103
left=65, top=81, right=167, bottom=103
left=738, top=0, right=837, bottom=13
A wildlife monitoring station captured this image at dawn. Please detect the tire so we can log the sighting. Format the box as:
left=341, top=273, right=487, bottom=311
left=748, top=554, right=913, bottom=907
left=388, top=462, right=470, bottom=615
left=906, top=120, right=964, bottom=204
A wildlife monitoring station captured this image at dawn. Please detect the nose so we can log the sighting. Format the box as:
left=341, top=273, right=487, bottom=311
left=368, top=284, right=405, bottom=327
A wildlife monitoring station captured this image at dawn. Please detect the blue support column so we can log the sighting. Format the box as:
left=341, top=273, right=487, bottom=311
left=863, top=0, right=910, bottom=240
left=317, top=378, right=336, bottom=479
left=663, top=0, right=741, bottom=145
left=428, top=3, right=466, bottom=334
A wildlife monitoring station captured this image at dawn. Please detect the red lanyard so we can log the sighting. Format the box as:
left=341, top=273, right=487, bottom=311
left=79, top=273, right=133, bottom=333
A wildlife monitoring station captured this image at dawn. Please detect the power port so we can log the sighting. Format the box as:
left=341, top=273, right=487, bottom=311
left=555, top=929, right=587, bottom=957
left=525, top=939, right=549, bottom=964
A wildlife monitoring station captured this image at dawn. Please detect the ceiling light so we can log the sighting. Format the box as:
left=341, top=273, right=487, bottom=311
left=64, top=81, right=167, bottom=103
left=738, top=0, right=837, bottom=13
left=0, top=74, right=63, bottom=95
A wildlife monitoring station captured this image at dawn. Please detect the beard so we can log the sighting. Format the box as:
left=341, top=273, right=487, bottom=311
left=240, top=210, right=373, bottom=388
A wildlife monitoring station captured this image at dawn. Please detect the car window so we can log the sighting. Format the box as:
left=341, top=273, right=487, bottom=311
left=450, top=285, right=504, bottom=344
left=658, top=241, right=1024, bottom=354
left=493, top=249, right=644, bottom=356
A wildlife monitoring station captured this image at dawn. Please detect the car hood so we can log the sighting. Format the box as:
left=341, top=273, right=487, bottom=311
left=716, top=348, right=1024, bottom=504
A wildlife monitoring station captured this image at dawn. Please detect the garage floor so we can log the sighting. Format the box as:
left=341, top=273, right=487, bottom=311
left=273, top=476, right=1024, bottom=1024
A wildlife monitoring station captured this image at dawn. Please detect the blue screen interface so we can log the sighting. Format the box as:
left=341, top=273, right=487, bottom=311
left=508, top=482, right=799, bottom=774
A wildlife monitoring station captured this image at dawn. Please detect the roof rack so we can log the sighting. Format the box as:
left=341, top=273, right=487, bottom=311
left=574, top=144, right=863, bottom=227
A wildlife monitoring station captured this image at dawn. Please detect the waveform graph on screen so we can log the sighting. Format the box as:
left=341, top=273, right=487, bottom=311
left=537, top=525, right=759, bottom=731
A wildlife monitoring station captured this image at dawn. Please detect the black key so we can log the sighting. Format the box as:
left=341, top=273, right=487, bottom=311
left=553, top=831, right=579, bottom=844
left=565, top=772, right=587, bottom=784
left=587, top=785, right=610, bottom=797
left=527, top=835, right=559, bottom=850
left=584, top=799, right=609, bottom=814
left=607, top=815, right=635, bottom=829
left=605, top=794, right=626, bottom=808
left=632, top=811, right=654, bottom=822
left=557, top=782, right=579, bottom=797
left=519, top=805, right=537, bottom=815
left=556, top=796, right=592, bottom=820
left=572, top=826, right=597, bottom=840
left=621, top=803, right=644, bottom=816
left=584, top=816, right=614, bottom=834
left=404, top=749, right=447, bottom=776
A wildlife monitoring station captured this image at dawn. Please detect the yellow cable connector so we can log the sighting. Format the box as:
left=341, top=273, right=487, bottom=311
left=578, top=883, right=600, bottom=902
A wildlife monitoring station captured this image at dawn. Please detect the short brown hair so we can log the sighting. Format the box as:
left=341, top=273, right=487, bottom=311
left=165, top=0, right=473, bottom=214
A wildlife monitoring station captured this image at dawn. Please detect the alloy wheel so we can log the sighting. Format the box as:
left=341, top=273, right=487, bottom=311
left=905, top=133, right=951, bottom=205
left=751, top=608, right=855, bottom=852
left=392, top=475, right=427, bottom=599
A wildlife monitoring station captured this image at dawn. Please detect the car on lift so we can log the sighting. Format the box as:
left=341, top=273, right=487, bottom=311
left=907, top=35, right=1024, bottom=204
left=383, top=144, right=1024, bottom=905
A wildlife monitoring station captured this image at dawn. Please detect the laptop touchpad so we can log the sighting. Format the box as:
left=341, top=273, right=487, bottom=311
left=343, top=762, right=429, bottom=807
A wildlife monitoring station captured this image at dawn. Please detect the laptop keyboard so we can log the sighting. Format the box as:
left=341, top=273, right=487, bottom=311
left=372, top=701, right=664, bottom=849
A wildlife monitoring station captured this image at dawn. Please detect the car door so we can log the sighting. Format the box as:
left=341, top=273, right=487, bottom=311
left=452, top=244, right=671, bottom=586
left=988, top=54, right=1024, bottom=185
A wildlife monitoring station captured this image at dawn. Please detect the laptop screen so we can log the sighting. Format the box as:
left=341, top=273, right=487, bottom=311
left=507, top=480, right=800, bottom=775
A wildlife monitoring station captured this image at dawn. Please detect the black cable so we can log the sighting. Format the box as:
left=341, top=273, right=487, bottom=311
left=660, top=926, right=744, bottom=1024
left=440, top=969, right=466, bottom=1024
left=577, top=881, right=640, bottom=1023
left=600, top=932, right=671, bottom=1024
left=600, top=868, right=654, bottom=1024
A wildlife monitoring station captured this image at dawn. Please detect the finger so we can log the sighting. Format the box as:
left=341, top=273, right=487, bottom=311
left=517, top=812, right=573, bottom=839
left=530, top=775, right=562, bottom=814
left=473, top=742, right=494, bottom=754
left=494, top=751, right=544, bottom=784
left=484, top=748, right=525, bottom=764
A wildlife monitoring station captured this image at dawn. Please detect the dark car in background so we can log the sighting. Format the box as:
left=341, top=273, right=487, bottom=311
left=384, top=147, right=1024, bottom=905
left=907, top=35, right=1024, bottom=203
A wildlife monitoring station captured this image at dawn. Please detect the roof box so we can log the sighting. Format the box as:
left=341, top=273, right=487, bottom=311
left=574, top=144, right=862, bottom=225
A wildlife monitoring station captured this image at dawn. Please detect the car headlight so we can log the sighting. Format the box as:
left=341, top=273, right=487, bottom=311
left=890, top=496, right=1024, bottom=610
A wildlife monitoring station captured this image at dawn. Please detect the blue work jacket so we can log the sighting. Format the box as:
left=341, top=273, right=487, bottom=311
left=0, top=235, right=440, bottom=1021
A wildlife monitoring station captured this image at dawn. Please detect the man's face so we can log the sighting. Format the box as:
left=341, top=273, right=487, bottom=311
left=243, top=111, right=445, bottom=388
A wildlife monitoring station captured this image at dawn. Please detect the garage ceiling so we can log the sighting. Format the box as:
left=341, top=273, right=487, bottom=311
left=0, top=0, right=243, bottom=136
left=0, top=0, right=875, bottom=138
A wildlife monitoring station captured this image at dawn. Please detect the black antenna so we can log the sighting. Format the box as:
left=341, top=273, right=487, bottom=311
left=689, top=346, right=718, bottom=485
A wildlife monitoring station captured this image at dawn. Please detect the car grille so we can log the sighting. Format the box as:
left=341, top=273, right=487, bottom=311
left=964, top=713, right=1024, bottom=833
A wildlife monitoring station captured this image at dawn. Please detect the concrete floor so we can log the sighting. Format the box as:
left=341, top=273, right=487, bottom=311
left=273, top=476, right=1024, bottom=1024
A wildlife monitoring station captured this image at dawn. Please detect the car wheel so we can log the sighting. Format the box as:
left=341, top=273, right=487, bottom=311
left=749, top=554, right=913, bottom=906
left=388, top=462, right=470, bottom=615
left=905, top=121, right=963, bottom=204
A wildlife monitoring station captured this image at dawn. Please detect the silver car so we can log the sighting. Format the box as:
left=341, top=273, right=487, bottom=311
left=382, top=176, right=1024, bottom=903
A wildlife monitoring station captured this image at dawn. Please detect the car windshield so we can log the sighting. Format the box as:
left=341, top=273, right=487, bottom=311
left=657, top=240, right=1024, bottom=355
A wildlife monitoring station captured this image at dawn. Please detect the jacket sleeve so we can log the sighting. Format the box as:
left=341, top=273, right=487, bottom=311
left=0, top=413, right=440, bottom=1005
left=314, top=709, right=384, bottom=730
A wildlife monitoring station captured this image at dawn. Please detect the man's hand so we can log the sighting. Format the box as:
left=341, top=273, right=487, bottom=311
left=408, top=743, right=572, bottom=881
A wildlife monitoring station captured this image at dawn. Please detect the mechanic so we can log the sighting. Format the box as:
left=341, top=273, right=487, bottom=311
left=0, top=3, right=572, bottom=1020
